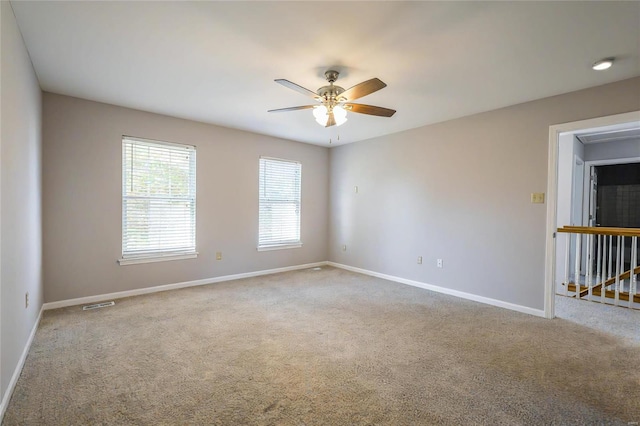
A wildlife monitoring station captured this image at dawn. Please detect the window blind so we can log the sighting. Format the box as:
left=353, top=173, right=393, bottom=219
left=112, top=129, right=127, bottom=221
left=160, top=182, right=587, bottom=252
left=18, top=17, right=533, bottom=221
left=258, top=157, right=301, bottom=248
left=122, top=136, right=196, bottom=258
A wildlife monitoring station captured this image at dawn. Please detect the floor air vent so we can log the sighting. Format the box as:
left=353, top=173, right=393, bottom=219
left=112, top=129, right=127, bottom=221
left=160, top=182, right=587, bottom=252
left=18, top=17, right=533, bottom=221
left=82, top=301, right=115, bottom=311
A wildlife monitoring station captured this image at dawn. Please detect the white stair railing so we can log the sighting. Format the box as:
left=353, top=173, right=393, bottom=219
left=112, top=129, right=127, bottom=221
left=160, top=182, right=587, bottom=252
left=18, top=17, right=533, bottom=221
left=557, top=226, right=640, bottom=309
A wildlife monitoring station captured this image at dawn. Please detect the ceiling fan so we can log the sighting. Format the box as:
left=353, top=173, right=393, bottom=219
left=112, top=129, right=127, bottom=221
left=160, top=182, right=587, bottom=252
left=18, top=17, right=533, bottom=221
left=268, top=70, right=396, bottom=128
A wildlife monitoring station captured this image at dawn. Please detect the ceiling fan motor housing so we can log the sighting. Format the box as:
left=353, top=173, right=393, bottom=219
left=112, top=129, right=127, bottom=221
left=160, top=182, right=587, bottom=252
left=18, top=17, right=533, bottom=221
left=317, top=70, right=346, bottom=109
left=317, top=85, right=345, bottom=102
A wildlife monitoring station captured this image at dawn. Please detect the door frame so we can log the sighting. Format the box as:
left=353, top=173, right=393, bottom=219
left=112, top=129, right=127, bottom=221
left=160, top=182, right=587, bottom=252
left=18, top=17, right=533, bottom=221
left=571, top=156, right=584, bottom=227
left=544, top=110, right=640, bottom=319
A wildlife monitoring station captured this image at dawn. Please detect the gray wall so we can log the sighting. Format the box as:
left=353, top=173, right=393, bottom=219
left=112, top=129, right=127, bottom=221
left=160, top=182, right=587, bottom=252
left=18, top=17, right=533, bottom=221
left=0, top=1, right=43, bottom=401
left=584, top=137, right=640, bottom=162
left=329, top=77, right=640, bottom=311
left=43, top=93, right=329, bottom=302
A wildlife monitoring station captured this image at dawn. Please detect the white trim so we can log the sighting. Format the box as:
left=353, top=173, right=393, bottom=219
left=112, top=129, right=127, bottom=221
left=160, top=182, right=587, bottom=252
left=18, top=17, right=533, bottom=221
left=571, top=155, right=585, bottom=227
left=328, top=262, right=545, bottom=318
left=584, top=156, right=640, bottom=168
left=544, top=124, right=560, bottom=319
left=45, top=259, right=548, bottom=315
left=43, top=261, right=328, bottom=310
left=257, top=243, right=302, bottom=252
left=122, top=135, right=195, bottom=151
left=259, top=155, right=301, bottom=165
left=118, top=252, right=198, bottom=266
left=544, top=110, right=640, bottom=320
left=0, top=306, right=43, bottom=422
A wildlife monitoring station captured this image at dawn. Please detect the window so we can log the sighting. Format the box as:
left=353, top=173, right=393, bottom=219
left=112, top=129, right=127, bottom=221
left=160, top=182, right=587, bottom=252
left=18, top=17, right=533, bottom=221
left=120, top=136, right=196, bottom=265
left=258, top=157, right=302, bottom=250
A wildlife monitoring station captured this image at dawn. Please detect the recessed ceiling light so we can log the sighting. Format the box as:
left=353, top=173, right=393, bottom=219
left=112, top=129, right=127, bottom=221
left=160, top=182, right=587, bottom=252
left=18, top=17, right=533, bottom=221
left=592, top=58, right=614, bottom=71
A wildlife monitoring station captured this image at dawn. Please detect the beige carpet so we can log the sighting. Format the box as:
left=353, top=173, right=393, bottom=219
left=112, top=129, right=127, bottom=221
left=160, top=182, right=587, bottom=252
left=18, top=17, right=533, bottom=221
left=555, top=294, right=640, bottom=344
left=3, top=266, right=639, bottom=425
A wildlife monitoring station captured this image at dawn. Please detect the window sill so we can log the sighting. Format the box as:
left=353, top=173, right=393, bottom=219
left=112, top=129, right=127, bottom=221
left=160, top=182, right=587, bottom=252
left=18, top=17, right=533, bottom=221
left=257, top=243, right=303, bottom=252
left=118, top=252, right=198, bottom=266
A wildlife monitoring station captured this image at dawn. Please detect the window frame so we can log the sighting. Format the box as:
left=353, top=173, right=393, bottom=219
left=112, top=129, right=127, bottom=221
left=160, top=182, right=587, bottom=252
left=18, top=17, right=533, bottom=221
left=257, top=156, right=303, bottom=251
left=118, top=135, right=197, bottom=265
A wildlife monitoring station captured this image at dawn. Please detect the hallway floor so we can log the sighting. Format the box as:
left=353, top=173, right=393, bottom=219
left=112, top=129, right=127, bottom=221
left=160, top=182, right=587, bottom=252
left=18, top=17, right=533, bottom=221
left=555, top=295, right=640, bottom=344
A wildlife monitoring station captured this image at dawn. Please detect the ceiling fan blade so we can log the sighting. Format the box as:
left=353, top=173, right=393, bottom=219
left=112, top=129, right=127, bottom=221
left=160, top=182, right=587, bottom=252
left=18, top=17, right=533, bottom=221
left=325, top=112, right=336, bottom=127
left=268, top=105, right=315, bottom=113
left=345, top=103, right=396, bottom=117
left=340, top=78, right=387, bottom=101
left=275, top=79, right=319, bottom=99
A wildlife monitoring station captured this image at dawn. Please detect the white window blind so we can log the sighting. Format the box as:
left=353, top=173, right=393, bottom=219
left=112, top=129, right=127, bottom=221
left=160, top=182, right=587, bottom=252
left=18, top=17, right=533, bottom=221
left=258, top=157, right=301, bottom=249
left=122, top=136, right=196, bottom=260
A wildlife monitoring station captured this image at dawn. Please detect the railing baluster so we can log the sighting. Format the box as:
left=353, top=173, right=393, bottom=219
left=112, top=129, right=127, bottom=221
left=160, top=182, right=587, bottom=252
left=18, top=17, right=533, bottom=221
left=596, top=234, right=602, bottom=302
left=615, top=236, right=622, bottom=306
left=586, top=234, right=593, bottom=301
left=605, top=236, right=610, bottom=300
left=630, top=236, right=637, bottom=309
left=608, top=235, right=613, bottom=285
left=564, top=233, right=571, bottom=296
left=574, top=233, right=582, bottom=299
left=599, top=235, right=606, bottom=304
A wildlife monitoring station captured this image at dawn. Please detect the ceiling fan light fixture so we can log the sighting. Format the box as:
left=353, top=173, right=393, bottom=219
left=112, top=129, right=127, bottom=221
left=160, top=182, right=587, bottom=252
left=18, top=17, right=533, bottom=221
left=333, top=105, right=347, bottom=126
left=592, top=58, right=614, bottom=71
left=313, top=105, right=328, bottom=126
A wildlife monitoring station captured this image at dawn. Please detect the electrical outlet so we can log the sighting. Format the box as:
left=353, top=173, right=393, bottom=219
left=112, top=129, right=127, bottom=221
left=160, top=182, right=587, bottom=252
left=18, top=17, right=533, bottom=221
left=25, top=292, right=29, bottom=309
left=417, top=256, right=423, bottom=264
left=437, top=259, right=443, bottom=268
left=342, top=245, right=347, bottom=251
left=216, top=252, right=222, bottom=261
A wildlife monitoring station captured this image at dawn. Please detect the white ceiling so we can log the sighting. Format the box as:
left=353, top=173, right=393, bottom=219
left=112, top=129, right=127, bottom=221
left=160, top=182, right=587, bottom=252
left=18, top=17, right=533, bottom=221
left=10, top=1, right=640, bottom=147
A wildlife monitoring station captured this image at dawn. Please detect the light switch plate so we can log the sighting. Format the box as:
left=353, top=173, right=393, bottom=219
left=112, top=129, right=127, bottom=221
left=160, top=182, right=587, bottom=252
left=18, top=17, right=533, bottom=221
left=531, top=193, right=545, bottom=204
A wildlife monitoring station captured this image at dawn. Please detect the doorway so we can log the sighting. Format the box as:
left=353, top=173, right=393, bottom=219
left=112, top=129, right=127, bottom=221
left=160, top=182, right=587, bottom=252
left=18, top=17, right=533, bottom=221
left=544, top=111, right=640, bottom=318
left=593, top=162, right=640, bottom=228
left=588, top=162, right=640, bottom=277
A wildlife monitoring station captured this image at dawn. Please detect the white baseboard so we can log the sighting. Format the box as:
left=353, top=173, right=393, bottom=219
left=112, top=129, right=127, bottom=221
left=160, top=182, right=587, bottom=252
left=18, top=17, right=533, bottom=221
left=328, top=262, right=546, bottom=318
left=0, top=306, right=44, bottom=421
left=43, top=261, right=328, bottom=310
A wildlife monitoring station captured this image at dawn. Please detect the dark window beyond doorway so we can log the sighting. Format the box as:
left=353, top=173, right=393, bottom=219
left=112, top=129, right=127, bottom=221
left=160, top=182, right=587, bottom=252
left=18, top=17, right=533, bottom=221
left=596, top=163, right=640, bottom=228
